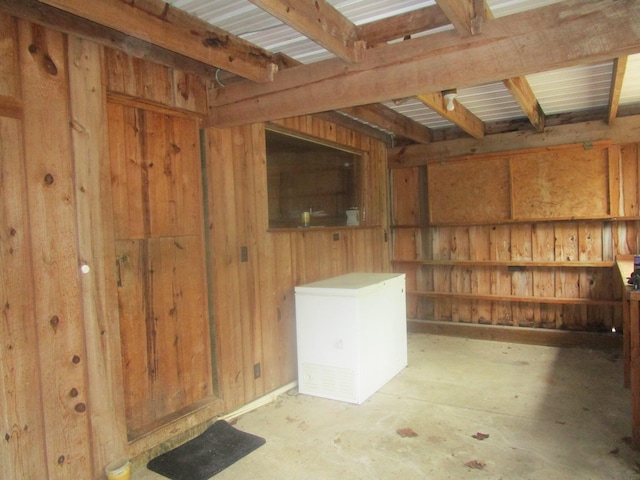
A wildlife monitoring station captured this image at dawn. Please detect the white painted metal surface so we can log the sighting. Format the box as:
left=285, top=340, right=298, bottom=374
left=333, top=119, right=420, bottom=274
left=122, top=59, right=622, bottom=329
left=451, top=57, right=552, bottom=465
left=294, top=273, right=407, bottom=404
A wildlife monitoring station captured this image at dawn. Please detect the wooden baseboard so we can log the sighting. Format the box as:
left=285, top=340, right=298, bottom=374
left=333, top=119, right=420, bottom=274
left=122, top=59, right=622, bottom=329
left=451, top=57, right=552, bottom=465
left=408, top=319, right=623, bottom=349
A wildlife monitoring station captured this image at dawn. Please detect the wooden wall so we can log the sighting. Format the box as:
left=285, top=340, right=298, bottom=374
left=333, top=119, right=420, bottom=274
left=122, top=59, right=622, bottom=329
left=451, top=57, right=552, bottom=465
left=0, top=14, right=391, bottom=480
left=391, top=142, right=640, bottom=332
left=205, top=117, right=391, bottom=410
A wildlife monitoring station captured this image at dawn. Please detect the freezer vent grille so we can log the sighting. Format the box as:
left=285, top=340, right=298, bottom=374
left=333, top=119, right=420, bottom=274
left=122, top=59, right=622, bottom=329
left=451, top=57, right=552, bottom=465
left=300, top=363, right=355, bottom=400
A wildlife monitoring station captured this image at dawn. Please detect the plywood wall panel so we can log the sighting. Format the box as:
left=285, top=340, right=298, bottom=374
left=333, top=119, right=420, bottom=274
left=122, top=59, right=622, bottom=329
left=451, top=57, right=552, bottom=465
left=511, top=147, right=610, bottom=220
left=428, top=157, right=511, bottom=224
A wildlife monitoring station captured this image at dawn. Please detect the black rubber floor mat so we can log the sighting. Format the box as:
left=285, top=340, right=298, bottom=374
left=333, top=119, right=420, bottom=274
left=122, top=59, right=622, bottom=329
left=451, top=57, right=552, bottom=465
left=147, top=420, right=265, bottom=480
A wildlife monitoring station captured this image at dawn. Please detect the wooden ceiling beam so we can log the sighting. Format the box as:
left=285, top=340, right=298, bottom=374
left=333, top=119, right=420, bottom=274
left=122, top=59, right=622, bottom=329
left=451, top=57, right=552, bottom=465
left=416, top=91, right=485, bottom=139
left=208, top=1, right=640, bottom=128
left=435, top=0, right=484, bottom=35
left=34, top=0, right=278, bottom=82
left=338, top=104, right=433, bottom=144
left=357, top=5, right=449, bottom=46
left=388, top=115, right=640, bottom=167
left=608, top=56, right=628, bottom=125
left=0, top=0, right=224, bottom=79
left=436, top=0, right=545, bottom=133
left=215, top=50, right=432, bottom=144
left=503, top=77, right=545, bottom=133
left=248, top=0, right=363, bottom=63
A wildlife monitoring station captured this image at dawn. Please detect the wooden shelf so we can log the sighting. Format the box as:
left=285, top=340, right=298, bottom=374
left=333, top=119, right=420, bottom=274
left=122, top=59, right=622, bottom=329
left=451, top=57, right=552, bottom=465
left=392, top=259, right=615, bottom=268
left=407, top=290, right=620, bottom=307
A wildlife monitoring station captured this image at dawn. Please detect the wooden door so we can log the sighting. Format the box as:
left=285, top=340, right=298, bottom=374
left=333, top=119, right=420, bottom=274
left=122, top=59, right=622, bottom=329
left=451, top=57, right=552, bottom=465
left=107, top=101, right=213, bottom=439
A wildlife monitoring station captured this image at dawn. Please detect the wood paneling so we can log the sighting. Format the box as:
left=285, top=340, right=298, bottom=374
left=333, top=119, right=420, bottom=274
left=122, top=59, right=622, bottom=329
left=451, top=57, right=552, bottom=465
left=392, top=143, right=640, bottom=332
left=206, top=116, right=391, bottom=411
left=67, top=35, right=127, bottom=477
left=18, top=20, right=93, bottom=478
left=0, top=117, right=48, bottom=479
left=107, top=101, right=213, bottom=438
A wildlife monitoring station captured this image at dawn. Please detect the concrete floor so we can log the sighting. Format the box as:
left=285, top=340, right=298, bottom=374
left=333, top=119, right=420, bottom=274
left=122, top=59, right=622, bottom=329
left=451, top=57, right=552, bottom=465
left=136, top=333, right=640, bottom=479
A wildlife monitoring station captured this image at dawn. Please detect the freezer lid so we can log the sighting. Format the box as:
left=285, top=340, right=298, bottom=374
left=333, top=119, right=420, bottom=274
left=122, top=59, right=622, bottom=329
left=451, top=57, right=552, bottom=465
left=295, top=272, right=405, bottom=297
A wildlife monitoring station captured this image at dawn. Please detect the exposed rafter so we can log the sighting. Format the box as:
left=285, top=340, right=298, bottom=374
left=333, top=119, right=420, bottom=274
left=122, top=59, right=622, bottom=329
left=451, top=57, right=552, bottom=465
left=357, top=5, right=449, bottom=46
left=608, top=57, right=628, bottom=125
left=207, top=1, right=640, bottom=128
left=247, top=0, right=364, bottom=63
left=339, top=104, right=433, bottom=144
left=435, top=0, right=546, bottom=134
left=416, top=91, right=485, bottom=139
left=435, top=0, right=485, bottom=35
left=503, top=77, right=545, bottom=133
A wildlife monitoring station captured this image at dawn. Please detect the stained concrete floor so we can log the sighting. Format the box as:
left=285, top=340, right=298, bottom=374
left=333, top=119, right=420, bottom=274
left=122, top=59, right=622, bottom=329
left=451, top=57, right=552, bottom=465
left=136, top=333, right=640, bottom=479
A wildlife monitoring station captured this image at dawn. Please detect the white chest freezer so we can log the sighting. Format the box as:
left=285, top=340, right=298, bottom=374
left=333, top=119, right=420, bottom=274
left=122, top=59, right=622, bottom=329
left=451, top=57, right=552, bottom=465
left=294, top=273, right=407, bottom=404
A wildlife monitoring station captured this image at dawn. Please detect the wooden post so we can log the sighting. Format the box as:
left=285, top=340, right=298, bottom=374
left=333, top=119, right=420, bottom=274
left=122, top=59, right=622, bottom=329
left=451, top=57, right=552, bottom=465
left=629, top=290, right=640, bottom=448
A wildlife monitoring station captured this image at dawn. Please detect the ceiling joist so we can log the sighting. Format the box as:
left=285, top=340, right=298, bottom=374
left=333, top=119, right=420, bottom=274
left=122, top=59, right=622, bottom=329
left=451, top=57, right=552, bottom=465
left=435, top=0, right=485, bottom=35
left=608, top=56, right=628, bottom=125
left=357, top=5, right=449, bottom=46
left=247, top=0, right=364, bottom=63
left=416, top=92, right=485, bottom=139
left=503, top=77, right=546, bottom=133
left=207, top=0, right=640, bottom=128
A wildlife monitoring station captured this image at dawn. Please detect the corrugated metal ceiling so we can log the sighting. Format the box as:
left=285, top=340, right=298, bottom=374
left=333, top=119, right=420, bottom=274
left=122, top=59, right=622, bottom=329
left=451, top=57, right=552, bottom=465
left=167, top=0, right=640, bottom=135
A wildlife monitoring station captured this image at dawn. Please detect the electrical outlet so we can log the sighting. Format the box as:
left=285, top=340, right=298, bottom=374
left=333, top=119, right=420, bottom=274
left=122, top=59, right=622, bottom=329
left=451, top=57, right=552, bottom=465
left=241, top=246, right=248, bottom=262
left=253, top=363, right=261, bottom=379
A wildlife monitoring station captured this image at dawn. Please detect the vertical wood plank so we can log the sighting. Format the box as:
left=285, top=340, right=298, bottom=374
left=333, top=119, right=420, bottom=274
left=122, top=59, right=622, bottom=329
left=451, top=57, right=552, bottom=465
left=490, top=225, right=512, bottom=325
left=531, top=223, right=558, bottom=328
left=620, top=143, right=639, bottom=217
left=0, top=117, right=48, bottom=479
left=469, top=225, right=492, bottom=324
left=555, top=222, right=581, bottom=328
left=510, top=224, right=534, bottom=326
left=18, top=20, right=93, bottom=477
left=432, top=227, right=452, bottom=321
left=450, top=226, right=471, bottom=322
left=0, top=13, right=19, bottom=100
left=206, top=126, right=246, bottom=409
left=66, top=36, right=127, bottom=475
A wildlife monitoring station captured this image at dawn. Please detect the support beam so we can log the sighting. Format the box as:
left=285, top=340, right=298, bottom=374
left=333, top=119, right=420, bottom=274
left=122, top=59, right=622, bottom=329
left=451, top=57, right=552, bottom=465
left=248, top=0, right=363, bottom=63
left=357, top=5, right=449, bottom=46
left=388, top=115, right=640, bottom=166
left=34, top=0, right=278, bottom=82
left=608, top=56, right=628, bottom=125
left=208, top=1, right=640, bottom=128
left=0, top=0, right=223, bottom=80
left=435, top=0, right=484, bottom=35
left=503, top=77, right=546, bottom=132
left=416, top=91, right=484, bottom=139
left=338, top=104, right=433, bottom=144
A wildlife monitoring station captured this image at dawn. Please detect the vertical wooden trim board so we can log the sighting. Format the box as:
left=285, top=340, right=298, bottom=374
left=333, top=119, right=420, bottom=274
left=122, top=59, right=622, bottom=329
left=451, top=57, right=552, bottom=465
left=18, top=20, right=94, bottom=478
